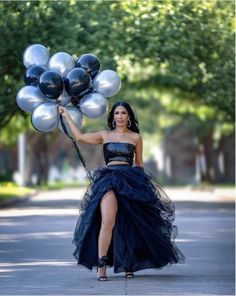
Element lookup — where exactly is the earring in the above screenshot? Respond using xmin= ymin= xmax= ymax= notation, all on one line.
xmin=112 ymin=120 xmax=116 ymax=128
xmin=127 ymin=119 xmax=131 ymax=127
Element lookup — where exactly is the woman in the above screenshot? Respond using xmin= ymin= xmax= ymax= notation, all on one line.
xmin=58 ymin=101 xmax=185 ymax=281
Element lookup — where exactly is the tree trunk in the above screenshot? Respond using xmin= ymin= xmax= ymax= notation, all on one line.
xmin=201 ymin=129 xmax=221 ymax=183
xmin=25 ymin=132 xmax=50 ymax=185
xmin=219 ymin=133 xmax=235 ymax=183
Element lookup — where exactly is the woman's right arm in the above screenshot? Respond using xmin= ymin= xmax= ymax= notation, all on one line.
xmin=58 ymin=106 xmax=105 ymax=145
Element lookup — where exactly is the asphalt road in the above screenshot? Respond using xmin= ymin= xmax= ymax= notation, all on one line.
xmin=0 ymin=188 xmax=235 ymax=295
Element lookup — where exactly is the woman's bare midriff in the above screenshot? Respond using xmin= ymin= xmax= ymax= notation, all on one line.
xmin=107 ymin=161 xmax=131 ymax=166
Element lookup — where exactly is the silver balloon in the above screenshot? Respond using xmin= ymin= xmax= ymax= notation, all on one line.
xmin=16 ymin=85 xmax=46 ymax=113
xmin=23 ymin=44 xmax=49 ymax=68
xmin=31 ymin=102 xmax=58 ymax=132
xmin=79 ymin=92 xmax=108 ymax=119
xmin=93 ymin=70 xmax=122 ymax=97
xmin=48 ymin=52 xmax=75 ymax=77
xmin=56 ymin=88 xmax=71 ymax=106
xmin=58 ymin=106 xmax=83 ymax=137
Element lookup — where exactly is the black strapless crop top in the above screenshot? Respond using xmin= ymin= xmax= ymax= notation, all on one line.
xmin=103 ymin=142 xmax=135 ymax=165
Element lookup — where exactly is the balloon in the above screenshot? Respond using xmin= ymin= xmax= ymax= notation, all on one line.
xmin=31 ymin=102 xmax=58 ymax=132
xmin=39 ymin=70 xmax=63 ymax=99
xmin=79 ymin=92 xmax=108 ymax=119
xmin=75 ymin=54 xmax=100 ymax=79
xmin=65 ymin=68 xmax=91 ymax=97
xmin=58 ymin=106 xmax=83 ymax=137
xmin=23 ymin=44 xmax=49 ymax=68
xmin=71 ymin=87 xmax=94 ymax=106
xmin=24 ymin=65 xmax=47 ymax=86
xmin=16 ymin=85 xmax=46 ymax=113
xmin=56 ymin=88 xmax=71 ymax=106
xmin=48 ymin=52 xmax=75 ymax=77
xmin=93 ymin=70 xmax=121 ymax=97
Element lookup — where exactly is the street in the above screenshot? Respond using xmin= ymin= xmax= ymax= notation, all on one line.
xmin=0 ymin=188 xmax=235 ymax=295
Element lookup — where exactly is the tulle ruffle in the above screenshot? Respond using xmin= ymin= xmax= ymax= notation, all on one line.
xmin=72 ymin=164 xmax=185 ymax=273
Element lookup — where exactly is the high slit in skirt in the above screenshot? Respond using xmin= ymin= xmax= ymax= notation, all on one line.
xmin=72 ymin=164 xmax=186 ymax=273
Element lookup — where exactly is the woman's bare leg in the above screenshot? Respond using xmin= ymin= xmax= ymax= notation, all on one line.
xmin=99 ymin=190 xmax=117 ymax=257
xmin=97 ymin=190 xmax=117 ymax=278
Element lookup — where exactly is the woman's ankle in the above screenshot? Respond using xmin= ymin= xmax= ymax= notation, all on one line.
xmin=97 ymin=266 xmax=106 ymax=273
xmin=97 ymin=255 xmax=108 ymax=267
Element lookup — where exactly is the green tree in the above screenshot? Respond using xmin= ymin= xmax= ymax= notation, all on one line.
xmin=0 ymin=0 xmax=234 ymax=183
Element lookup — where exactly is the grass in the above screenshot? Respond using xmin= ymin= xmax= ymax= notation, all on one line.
xmin=0 ymin=182 xmax=36 ymax=202
xmin=34 ymin=181 xmax=88 ymax=191
xmin=0 ymin=181 xmax=88 ymax=203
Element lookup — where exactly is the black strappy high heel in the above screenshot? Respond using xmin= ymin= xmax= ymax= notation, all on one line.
xmin=97 ymin=256 xmax=108 ymax=281
xmin=125 ymin=272 xmax=134 ymax=278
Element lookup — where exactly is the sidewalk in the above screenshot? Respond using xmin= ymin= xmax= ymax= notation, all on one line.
xmin=165 ymin=187 xmax=235 ymax=203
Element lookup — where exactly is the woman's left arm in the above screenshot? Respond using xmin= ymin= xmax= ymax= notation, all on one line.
xmin=135 ymin=134 xmax=144 ymax=167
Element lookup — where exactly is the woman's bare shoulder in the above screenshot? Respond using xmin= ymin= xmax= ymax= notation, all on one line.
xmin=128 ymin=131 xmax=142 ymax=144
xmin=130 ymin=131 xmax=142 ymax=139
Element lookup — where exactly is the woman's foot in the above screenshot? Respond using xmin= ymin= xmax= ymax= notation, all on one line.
xmin=97 ymin=256 xmax=108 ymax=281
xmin=97 ymin=266 xmax=107 ymax=281
xmin=125 ymin=272 xmax=134 ymax=278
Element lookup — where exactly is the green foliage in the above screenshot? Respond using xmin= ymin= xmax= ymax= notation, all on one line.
xmin=0 ymin=113 xmax=32 ymax=146
xmin=113 ymin=0 xmax=235 ymax=120
xmin=0 ymin=0 xmax=234 ymax=146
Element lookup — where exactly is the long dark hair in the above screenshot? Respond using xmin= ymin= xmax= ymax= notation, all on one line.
xmin=107 ymin=101 xmax=140 ymax=134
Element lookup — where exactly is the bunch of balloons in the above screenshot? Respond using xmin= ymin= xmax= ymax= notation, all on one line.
xmin=16 ymin=44 xmax=121 ymax=134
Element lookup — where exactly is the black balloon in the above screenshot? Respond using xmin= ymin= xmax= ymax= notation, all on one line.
xmin=71 ymin=87 xmax=94 ymax=106
xmin=24 ymin=65 xmax=47 ymax=86
xmin=39 ymin=70 xmax=63 ymax=99
xmin=77 ymin=86 xmax=93 ymax=99
xmin=65 ymin=68 xmax=91 ymax=97
xmin=75 ymin=54 xmax=100 ymax=79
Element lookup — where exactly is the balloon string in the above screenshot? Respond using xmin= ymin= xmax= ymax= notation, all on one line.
xmin=59 ymin=113 xmax=92 ymax=180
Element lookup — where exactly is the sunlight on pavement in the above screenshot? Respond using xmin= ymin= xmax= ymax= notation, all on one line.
xmin=166 ymin=188 xmax=235 ymax=203
xmin=0 ymin=208 xmax=79 ymax=217
xmin=29 ymin=188 xmax=86 ymax=202
xmin=0 ymin=231 xmax=72 ymax=241
xmin=0 ymin=261 xmax=74 ymax=268
xmin=0 ymin=220 xmax=29 ymax=226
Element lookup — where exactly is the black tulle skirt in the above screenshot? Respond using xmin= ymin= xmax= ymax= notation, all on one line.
xmin=72 ymin=164 xmax=185 ymax=273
